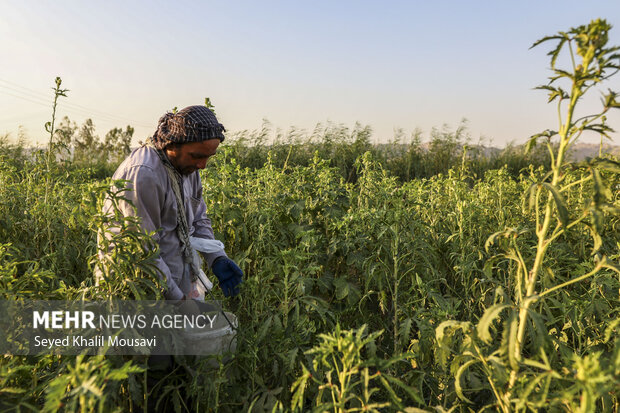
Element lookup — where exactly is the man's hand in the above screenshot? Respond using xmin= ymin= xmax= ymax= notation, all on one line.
xmin=212 ymin=257 xmax=243 ymax=297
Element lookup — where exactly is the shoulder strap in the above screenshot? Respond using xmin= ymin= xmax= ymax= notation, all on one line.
xmin=146 ymin=139 xmax=201 ymax=281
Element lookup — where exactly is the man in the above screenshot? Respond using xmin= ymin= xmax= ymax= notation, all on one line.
xmin=103 ymin=104 xmax=243 ymax=301
xmin=98 ymin=105 xmax=242 ymax=412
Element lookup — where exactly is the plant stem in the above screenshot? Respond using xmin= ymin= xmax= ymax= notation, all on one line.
xmin=509 ymin=38 xmax=590 ymax=392
xmin=44 ymin=78 xmax=65 ymax=257
xmin=539 ymin=261 xmax=603 ymax=298
xmin=392 ymin=226 xmax=399 ymax=356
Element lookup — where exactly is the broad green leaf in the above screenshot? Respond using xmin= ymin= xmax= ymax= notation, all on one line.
xmin=334 ymin=277 xmax=357 ymax=301
xmin=482 ymin=257 xmax=495 ymax=278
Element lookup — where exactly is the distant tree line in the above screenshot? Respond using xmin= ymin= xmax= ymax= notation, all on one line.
xmin=53 ymin=116 xmax=134 ymax=165
xmin=2 ymin=117 xmax=555 ymax=182
xmin=223 ymin=120 xmax=554 ymax=183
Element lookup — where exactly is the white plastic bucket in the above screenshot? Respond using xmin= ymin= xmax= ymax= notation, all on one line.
xmin=182 ymin=311 xmax=238 ymax=356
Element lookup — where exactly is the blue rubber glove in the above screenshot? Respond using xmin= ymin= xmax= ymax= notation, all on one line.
xmin=211 ymin=257 xmax=243 ymax=297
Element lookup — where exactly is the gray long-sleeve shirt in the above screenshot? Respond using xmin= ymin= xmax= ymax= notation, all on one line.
xmin=104 ymin=145 xmax=226 ymax=299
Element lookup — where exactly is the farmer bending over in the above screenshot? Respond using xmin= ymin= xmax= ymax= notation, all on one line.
xmin=101 ymin=105 xmax=243 ymax=300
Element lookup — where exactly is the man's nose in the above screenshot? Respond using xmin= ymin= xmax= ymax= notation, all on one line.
xmin=196 ymin=159 xmax=208 ymax=169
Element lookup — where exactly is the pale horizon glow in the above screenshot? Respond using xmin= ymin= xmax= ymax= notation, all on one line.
xmin=2 ymin=1 xmax=620 ymax=148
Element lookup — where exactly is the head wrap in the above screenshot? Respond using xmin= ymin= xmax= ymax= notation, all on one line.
xmin=151 ymin=105 xmax=226 ymax=150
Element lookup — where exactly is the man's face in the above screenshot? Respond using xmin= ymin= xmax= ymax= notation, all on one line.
xmin=165 ymin=139 xmax=220 ymax=175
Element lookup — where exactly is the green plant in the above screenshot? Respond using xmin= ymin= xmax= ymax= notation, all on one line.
xmin=1 ymin=27 xmax=618 ymax=410
xmin=90 ymin=180 xmax=165 ymax=300
xmin=291 ymin=324 xmax=422 ymax=412
xmin=42 ymin=355 xmax=143 ymax=413
xmin=437 ymin=18 xmax=620 ymax=412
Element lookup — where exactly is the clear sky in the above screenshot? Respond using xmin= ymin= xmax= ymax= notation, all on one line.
xmin=2 ymin=0 xmax=620 ymax=147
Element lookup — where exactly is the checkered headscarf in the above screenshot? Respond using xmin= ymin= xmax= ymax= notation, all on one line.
xmin=151 ymin=105 xmax=226 ymax=150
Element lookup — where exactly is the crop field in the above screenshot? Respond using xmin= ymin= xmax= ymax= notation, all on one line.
xmin=1 ymin=19 xmax=620 ymax=413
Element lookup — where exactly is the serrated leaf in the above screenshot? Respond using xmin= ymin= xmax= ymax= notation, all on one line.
xmin=528 ymin=307 xmax=548 ymax=350
xmin=582 ymin=123 xmax=614 ymax=137
xmin=399 ymin=318 xmax=412 ymax=347
xmin=523 ymin=183 xmax=538 ymax=213
xmin=435 ymin=321 xmax=472 ymax=369
xmin=522 ymin=357 xmax=551 ymax=371
xmin=542 ymin=183 xmax=569 ymax=227
xmin=80 ymin=376 xmax=103 ymax=397
xmin=530 ymin=34 xmax=564 ymax=49
xmin=485 ymin=231 xmax=504 ymax=252
xmin=378 ymin=375 xmax=404 ymax=409
xmin=455 ymin=359 xmax=477 ymax=404
xmin=382 ymin=373 xmax=425 ymax=405
xmin=599 ymin=203 xmax=620 ymax=215
xmin=516 ymin=373 xmax=549 ymax=409
xmin=600 ymin=256 xmax=620 ymax=275
xmin=287 ymin=347 xmax=299 ymax=371
xmin=0 ymin=387 xmax=25 ymax=394
xmin=257 ymin=315 xmax=273 ymax=342
xmin=525 ymin=130 xmax=557 ymax=154
xmin=589 ymin=210 xmax=605 ymax=240
xmin=525 ymin=135 xmax=537 ymax=154
xmin=477 ymin=303 xmax=509 ymax=344
xmin=507 ymin=311 xmax=519 ymax=370
xmin=602 ymin=88 xmax=620 ymax=109
xmin=290 ymin=363 xmax=310 ymax=412
xmin=603 ymin=318 xmax=620 ymax=343
xmin=534 ymin=85 xmax=558 ymax=93
xmin=483 ymin=257 xmax=495 ymax=278
xmin=590 ymin=158 xmax=620 ymax=174
xmin=549 ymin=68 xmax=573 ymax=82
xmin=534 ymin=85 xmax=570 ymax=103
